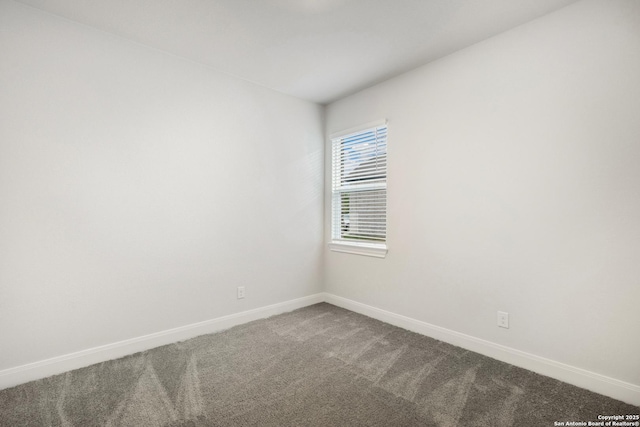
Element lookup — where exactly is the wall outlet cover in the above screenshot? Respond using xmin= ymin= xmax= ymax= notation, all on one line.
xmin=497 ymin=311 xmax=509 ymax=328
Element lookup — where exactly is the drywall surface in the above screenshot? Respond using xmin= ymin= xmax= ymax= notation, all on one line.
xmin=325 ymin=0 xmax=640 ymax=387
xmin=0 ymin=0 xmax=324 ymax=371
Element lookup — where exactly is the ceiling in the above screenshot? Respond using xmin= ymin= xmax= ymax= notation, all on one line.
xmin=15 ymin=0 xmax=579 ymax=104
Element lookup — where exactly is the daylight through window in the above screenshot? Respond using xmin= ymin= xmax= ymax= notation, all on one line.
xmin=331 ymin=123 xmax=387 ymax=247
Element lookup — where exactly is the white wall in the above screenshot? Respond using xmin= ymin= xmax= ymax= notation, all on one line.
xmin=0 ymin=0 xmax=324 ymax=371
xmin=325 ymin=0 xmax=640 ymax=389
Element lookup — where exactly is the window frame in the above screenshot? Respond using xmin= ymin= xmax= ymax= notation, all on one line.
xmin=328 ymin=120 xmax=388 ymax=258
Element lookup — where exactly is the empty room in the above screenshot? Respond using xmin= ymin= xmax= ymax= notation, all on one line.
xmin=1 ymin=0 xmax=639 ymax=425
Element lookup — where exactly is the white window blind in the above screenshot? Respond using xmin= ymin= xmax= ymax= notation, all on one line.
xmin=331 ymin=124 xmax=387 ymax=246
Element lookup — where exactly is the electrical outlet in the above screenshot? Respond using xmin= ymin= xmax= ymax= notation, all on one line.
xmin=237 ymin=286 xmax=245 ymax=299
xmin=497 ymin=311 xmax=509 ymax=329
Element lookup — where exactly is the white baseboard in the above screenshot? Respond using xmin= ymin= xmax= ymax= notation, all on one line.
xmin=323 ymin=292 xmax=640 ymax=407
xmin=2 ymin=292 xmax=638 ymax=407
xmin=0 ymin=293 xmax=324 ymax=391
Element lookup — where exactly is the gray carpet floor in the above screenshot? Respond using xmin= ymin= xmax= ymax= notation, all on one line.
xmin=0 ymin=303 xmax=637 ymax=426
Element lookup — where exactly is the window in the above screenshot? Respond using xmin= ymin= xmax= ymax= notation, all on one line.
xmin=329 ymin=122 xmax=387 ymax=258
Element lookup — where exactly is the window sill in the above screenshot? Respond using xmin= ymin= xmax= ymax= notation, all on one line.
xmin=328 ymin=241 xmax=388 ymax=258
